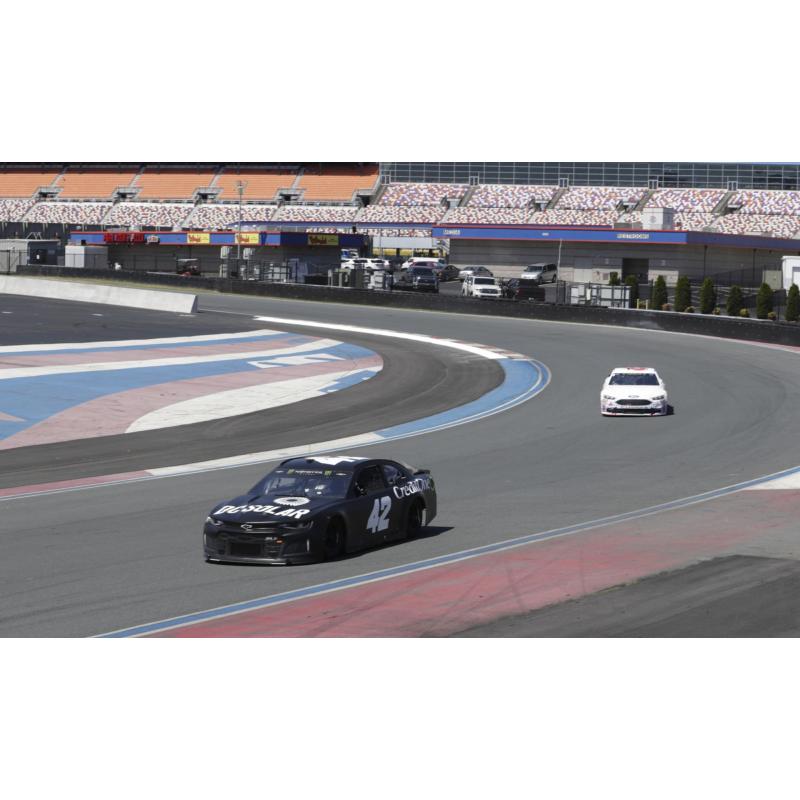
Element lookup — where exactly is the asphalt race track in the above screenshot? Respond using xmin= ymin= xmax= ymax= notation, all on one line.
xmin=3 ymin=291 xmax=800 ymax=637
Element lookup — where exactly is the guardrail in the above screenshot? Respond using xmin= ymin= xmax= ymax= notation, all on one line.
xmin=14 ymin=265 xmax=800 ymax=347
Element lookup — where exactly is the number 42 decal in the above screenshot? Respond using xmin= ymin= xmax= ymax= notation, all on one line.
xmin=367 ymin=496 xmax=392 ymax=534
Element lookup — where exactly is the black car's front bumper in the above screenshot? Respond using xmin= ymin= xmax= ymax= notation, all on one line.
xmin=203 ymin=523 xmax=322 ymax=565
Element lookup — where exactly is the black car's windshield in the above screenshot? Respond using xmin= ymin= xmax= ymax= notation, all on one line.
xmin=610 ymin=373 xmax=659 ymax=385
xmin=255 ymin=468 xmax=352 ymax=499
xmin=411 ymin=268 xmax=435 ymax=277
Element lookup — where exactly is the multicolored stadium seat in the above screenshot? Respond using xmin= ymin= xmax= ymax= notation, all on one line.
xmin=556 ymin=186 xmax=647 ymax=210
xmin=356 ymin=205 xmax=444 ymax=224
xmin=271 ymin=205 xmax=359 ymax=222
xmin=0 ymin=199 xmax=36 ymax=221
xmin=442 ymin=207 xmax=531 ymax=225
xmin=378 ymin=182 xmax=467 ymax=206
xmin=729 ymin=189 xmax=800 ymax=215
xmin=185 ymin=204 xmax=277 ymax=228
xmin=467 ymin=183 xmax=556 ymax=208
xmin=648 ymin=188 xmax=725 ymax=212
xmin=103 ymin=202 xmax=195 ymax=228
xmin=25 ymin=202 xmax=113 ymax=225
xmin=529 ymin=209 xmax=618 ymax=227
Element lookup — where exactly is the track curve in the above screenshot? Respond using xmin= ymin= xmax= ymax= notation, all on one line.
xmin=3 ymin=293 xmax=800 ymax=636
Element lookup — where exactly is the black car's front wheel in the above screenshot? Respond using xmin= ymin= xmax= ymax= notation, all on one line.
xmin=323 ymin=519 xmax=346 ymax=561
xmin=405 ymin=501 xmax=424 ymax=540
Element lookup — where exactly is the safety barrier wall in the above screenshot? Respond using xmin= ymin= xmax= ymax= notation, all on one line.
xmin=16 ymin=265 xmax=800 ymax=346
xmin=1 ymin=273 xmax=198 ymax=313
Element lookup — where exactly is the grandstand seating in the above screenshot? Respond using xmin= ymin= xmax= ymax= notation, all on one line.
xmin=0 ymin=171 xmax=59 ymax=196
xmin=0 ymin=199 xmax=36 ymax=221
xmin=529 ymin=209 xmax=618 ymax=226
xmin=714 ymin=214 xmax=800 ymax=238
xmin=672 ymin=212 xmax=717 ymax=230
xmin=104 ymin=203 xmax=194 ymax=228
xmin=648 ymin=188 xmax=725 ymax=212
xmin=729 ymin=189 xmax=800 ymax=215
xmin=557 ymin=186 xmax=646 ymax=210
xmin=272 ymin=205 xmax=359 ymax=222
xmin=25 ymin=202 xmax=112 ymax=225
xmin=442 ymin=207 xmax=530 ymax=225
xmin=187 ymin=204 xmax=276 ymax=228
xmin=5 ymin=165 xmax=800 ymax=241
xmin=468 ymin=184 xmax=557 ymax=208
xmin=56 ymin=170 xmax=137 ymax=198
xmin=135 ymin=169 xmax=217 ymax=200
xmin=297 ymin=166 xmax=379 ymax=201
xmin=215 ymin=170 xmax=296 ymax=201
xmin=356 ymin=206 xmax=444 ymax=224
xmin=379 ymin=182 xmax=467 ymax=206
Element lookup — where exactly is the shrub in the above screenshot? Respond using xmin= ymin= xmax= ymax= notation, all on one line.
xmin=674 ymin=275 xmax=691 ymax=312
xmin=609 ymin=271 xmax=620 ymax=286
xmin=684 ymin=306 xmax=695 ymax=313
xmin=662 ymin=303 xmax=672 ymax=311
xmin=651 ymin=275 xmax=668 ymax=310
xmin=712 ymin=307 xmax=721 ymax=315
xmin=739 ymin=308 xmax=750 ymax=318
xmin=756 ymin=282 xmax=774 ymax=319
xmin=767 ymin=311 xmax=777 ymax=321
xmin=625 ymin=274 xmax=639 ymax=308
xmin=786 ymin=283 xmax=800 ymax=322
xmin=699 ymin=277 xmax=716 ymax=314
xmin=726 ymin=285 xmax=744 ymax=316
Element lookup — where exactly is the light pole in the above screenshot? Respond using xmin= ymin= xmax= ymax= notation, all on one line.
xmin=236 ymin=180 xmax=247 ymax=274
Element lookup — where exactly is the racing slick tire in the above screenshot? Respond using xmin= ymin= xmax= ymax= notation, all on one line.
xmin=323 ymin=518 xmax=346 ymax=561
xmin=405 ymin=500 xmax=425 ymax=540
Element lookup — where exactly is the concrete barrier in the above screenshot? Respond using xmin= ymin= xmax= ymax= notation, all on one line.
xmin=0 ymin=275 xmax=197 ymax=314
xmin=15 ymin=266 xmax=800 ymax=346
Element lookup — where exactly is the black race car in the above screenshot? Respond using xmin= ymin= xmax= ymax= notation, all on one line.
xmin=203 ymin=455 xmax=437 ymax=565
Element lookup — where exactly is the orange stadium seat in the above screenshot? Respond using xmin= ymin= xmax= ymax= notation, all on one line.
xmin=216 ymin=170 xmax=297 ymax=201
xmin=0 ymin=171 xmax=60 ymax=197
xmin=56 ymin=170 xmax=137 ymax=199
xmin=135 ymin=169 xmax=217 ymax=200
xmin=298 ymin=166 xmax=379 ymax=201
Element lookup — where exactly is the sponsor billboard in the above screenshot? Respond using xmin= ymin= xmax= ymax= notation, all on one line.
xmin=308 ymin=234 xmax=339 ymax=246
xmin=187 ymin=232 xmax=211 ymax=245
xmin=235 ymin=232 xmax=260 ymax=245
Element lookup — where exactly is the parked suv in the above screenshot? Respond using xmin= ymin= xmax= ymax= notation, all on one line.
xmin=503 ymin=278 xmax=545 ymax=301
xmin=399 ymin=266 xmax=439 ymax=293
xmin=521 ymin=263 xmax=558 ymax=284
xmin=462 ymin=275 xmax=502 ymax=299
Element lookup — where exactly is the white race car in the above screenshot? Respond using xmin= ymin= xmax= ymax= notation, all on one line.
xmin=601 ymin=367 xmax=668 ymax=416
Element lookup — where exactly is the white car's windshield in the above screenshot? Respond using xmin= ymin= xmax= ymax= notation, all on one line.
xmin=610 ymin=374 xmax=659 ymax=386
xmin=474 ymin=278 xmax=495 ymax=285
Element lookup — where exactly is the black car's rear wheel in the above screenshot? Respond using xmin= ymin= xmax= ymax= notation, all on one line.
xmin=405 ymin=501 xmax=424 ymax=540
xmin=323 ymin=519 xmax=346 ymax=561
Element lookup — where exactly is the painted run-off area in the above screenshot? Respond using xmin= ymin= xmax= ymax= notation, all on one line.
xmin=0 ymin=330 xmax=381 ymax=449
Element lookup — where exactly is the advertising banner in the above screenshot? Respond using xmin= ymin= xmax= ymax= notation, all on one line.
xmin=187 ymin=232 xmax=211 ymax=245
xmin=235 ymin=232 xmax=260 ymax=245
xmin=308 ymin=233 xmax=339 ymax=246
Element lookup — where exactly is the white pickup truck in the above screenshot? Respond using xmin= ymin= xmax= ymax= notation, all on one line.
xmin=462 ymin=275 xmax=502 ymax=299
